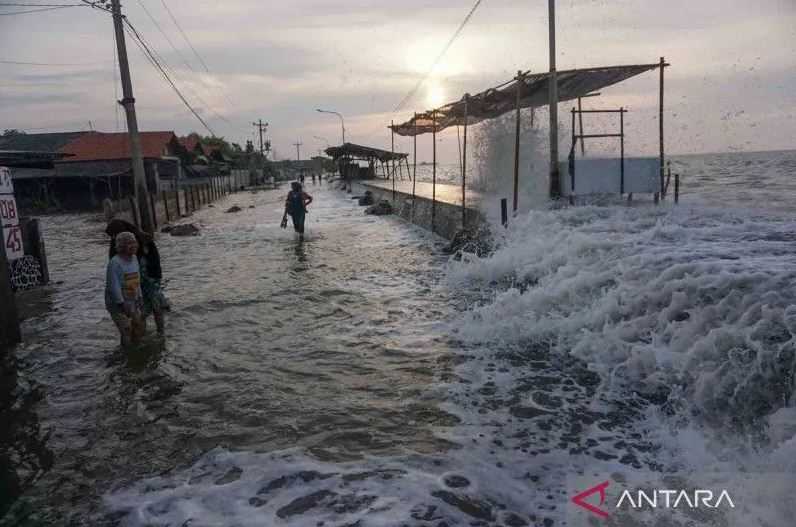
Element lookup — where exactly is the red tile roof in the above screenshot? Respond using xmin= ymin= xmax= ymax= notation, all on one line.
xmin=59 ymin=131 xmax=178 ymax=162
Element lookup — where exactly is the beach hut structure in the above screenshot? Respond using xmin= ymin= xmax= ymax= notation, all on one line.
xmin=325 ymin=143 xmax=409 ymax=197
xmin=390 ymin=58 xmax=670 ymax=229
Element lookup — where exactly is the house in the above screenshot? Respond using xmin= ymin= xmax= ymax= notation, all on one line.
xmin=1 ymin=131 xmax=186 ymax=211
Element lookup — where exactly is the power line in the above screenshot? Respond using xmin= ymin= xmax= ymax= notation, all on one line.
xmin=0 ymin=59 xmax=109 ymax=66
xmin=393 ymin=0 xmax=484 ymax=112
xmin=130 ymin=0 xmax=230 ymax=125
xmin=158 ymin=0 xmax=234 ymax=108
xmin=0 ymin=4 xmax=83 ymax=14
xmin=123 ymin=18 xmax=215 ymax=136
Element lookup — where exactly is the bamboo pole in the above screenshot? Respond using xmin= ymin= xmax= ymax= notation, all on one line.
xmin=462 ymin=94 xmax=469 ymax=230
xmin=513 ymin=71 xmax=522 ymax=213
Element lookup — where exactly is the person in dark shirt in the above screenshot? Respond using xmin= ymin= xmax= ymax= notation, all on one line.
xmin=281 ymin=182 xmax=313 ymax=241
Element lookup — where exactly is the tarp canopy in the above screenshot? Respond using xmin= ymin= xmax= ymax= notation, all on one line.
xmin=325 ymin=142 xmax=408 ymax=162
xmin=390 ymin=63 xmax=664 ymax=136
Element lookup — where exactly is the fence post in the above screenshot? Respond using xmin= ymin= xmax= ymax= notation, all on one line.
xmin=190 ymin=186 xmax=196 ymax=212
xmin=0 ymin=239 xmax=21 ymax=351
xmin=674 ymin=174 xmax=680 ymax=204
xmin=24 ymin=218 xmax=49 ymax=285
xmin=149 ymin=193 xmax=158 ymax=229
xmin=500 ymin=198 xmax=508 ymax=228
xmin=175 ymin=189 xmax=181 ymax=217
xmin=162 ymin=191 xmax=170 ymax=222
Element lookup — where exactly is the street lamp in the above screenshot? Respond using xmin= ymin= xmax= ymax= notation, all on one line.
xmin=316 ymin=109 xmax=345 ymax=145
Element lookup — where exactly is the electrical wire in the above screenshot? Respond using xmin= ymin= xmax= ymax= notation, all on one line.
xmin=0 ymin=4 xmax=82 ymax=14
xmin=123 ymin=18 xmax=215 ymax=136
xmin=158 ymin=0 xmax=234 ymax=108
xmin=131 ymin=0 xmax=230 ymax=124
xmin=393 ymin=0 xmax=484 ymax=112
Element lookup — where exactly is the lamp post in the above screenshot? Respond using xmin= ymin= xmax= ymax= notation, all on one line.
xmin=316 ymin=109 xmax=346 ymax=145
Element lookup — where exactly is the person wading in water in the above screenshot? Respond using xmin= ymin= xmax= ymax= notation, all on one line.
xmin=281 ymin=181 xmax=313 ymax=241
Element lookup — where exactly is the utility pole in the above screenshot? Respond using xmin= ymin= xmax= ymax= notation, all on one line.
xmin=110 ymin=0 xmax=154 ymax=233
xmin=548 ymin=0 xmax=560 ymax=199
xmin=293 ymin=140 xmax=302 ymax=161
xmin=252 ymin=120 xmax=268 ymax=160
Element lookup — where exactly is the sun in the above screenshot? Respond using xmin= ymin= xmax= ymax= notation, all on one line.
xmin=426 ymin=80 xmax=447 ymax=109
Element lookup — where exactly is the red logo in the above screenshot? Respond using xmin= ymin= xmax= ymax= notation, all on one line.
xmin=571 ymin=480 xmax=611 ymax=519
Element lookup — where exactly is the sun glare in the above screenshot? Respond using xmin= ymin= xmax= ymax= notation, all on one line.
xmin=426 ymin=81 xmax=446 ymax=109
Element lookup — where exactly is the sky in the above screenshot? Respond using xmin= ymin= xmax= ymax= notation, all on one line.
xmin=1 ymin=0 xmax=794 ymax=162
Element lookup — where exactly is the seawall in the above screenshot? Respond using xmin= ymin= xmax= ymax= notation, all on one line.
xmin=355 ymin=180 xmax=486 ymax=241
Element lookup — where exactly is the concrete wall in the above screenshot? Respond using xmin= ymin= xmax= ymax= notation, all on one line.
xmin=357 ymin=182 xmax=484 ymax=241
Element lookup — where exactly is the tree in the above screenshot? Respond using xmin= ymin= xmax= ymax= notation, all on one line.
xmin=2 ymin=129 xmax=25 ymax=137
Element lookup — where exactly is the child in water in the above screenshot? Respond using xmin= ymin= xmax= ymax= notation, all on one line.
xmin=281 ymin=181 xmax=313 ymax=241
xmin=105 ymin=231 xmax=145 ymax=346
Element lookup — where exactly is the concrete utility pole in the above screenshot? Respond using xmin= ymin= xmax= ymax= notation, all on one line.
xmin=252 ymin=120 xmax=268 ymax=160
xmin=110 ymin=0 xmax=154 ymax=233
xmin=293 ymin=140 xmax=302 ymax=161
xmin=548 ymin=0 xmax=561 ymax=199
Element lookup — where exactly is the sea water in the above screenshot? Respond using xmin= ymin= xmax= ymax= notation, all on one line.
xmin=3 ymin=144 xmax=795 ymax=525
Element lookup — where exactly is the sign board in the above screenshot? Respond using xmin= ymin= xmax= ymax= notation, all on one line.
xmin=559 ymin=157 xmax=660 ymax=196
xmin=0 ymin=167 xmax=23 ymax=261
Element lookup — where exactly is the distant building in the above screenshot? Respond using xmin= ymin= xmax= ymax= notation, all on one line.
xmin=0 ymin=131 xmax=186 ymax=211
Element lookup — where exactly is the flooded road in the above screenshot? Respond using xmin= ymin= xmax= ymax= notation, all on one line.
xmin=5 ymin=184 xmax=459 ymax=524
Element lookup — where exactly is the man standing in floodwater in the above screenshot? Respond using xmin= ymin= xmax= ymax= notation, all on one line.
xmin=105 ymin=231 xmax=144 ymax=347
xmin=281 ymin=181 xmax=313 ymax=241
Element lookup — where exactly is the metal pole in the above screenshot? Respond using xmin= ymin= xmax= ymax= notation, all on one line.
xmin=513 ymin=71 xmax=522 ymax=213
xmin=111 ymin=0 xmax=154 ymax=234
xmin=548 ymin=0 xmax=560 ymax=199
xmin=578 ymin=97 xmax=585 ymax=155
xmin=659 ymin=56 xmax=665 ymax=197
xmin=462 ymin=95 xmax=469 ymax=230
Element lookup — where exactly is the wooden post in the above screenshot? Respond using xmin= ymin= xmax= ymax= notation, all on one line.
xmin=190 ymin=185 xmax=196 ymax=212
xmin=25 ymin=218 xmax=49 ymax=285
xmin=175 ymin=188 xmax=181 ymax=217
xmin=391 ymin=120 xmax=396 ymax=202
xmin=548 ymin=0 xmax=561 ymax=199
xmin=0 ymin=238 xmax=21 ymax=350
xmin=149 ymin=192 xmax=157 ymax=229
xmin=513 ymin=71 xmax=522 ymax=213
xmin=578 ymin=96 xmax=585 ymax=156
xmin=674 ymin=174 xmax=680 ymax=204
xmin=620 ymin=107 xmax=625 ymax=195
xmin=500 ymin=198 xmax=508 ymax=228
xmin=129 ymin=195 xmax=140 ymax=227
xmin=412 ymin=112 xmax=417 ymax=202
xmin=659 ymin=56 xmax=665 ymax=197
xmin=162 ymin=191 xmax=170 ymax=222
xmin=462 ymin=94 xmax=469 ymax=230
xmin=570 ymin=107 xmax=576 ymax=196
xmin=432 ymin=110 xmax=437 ymax=234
